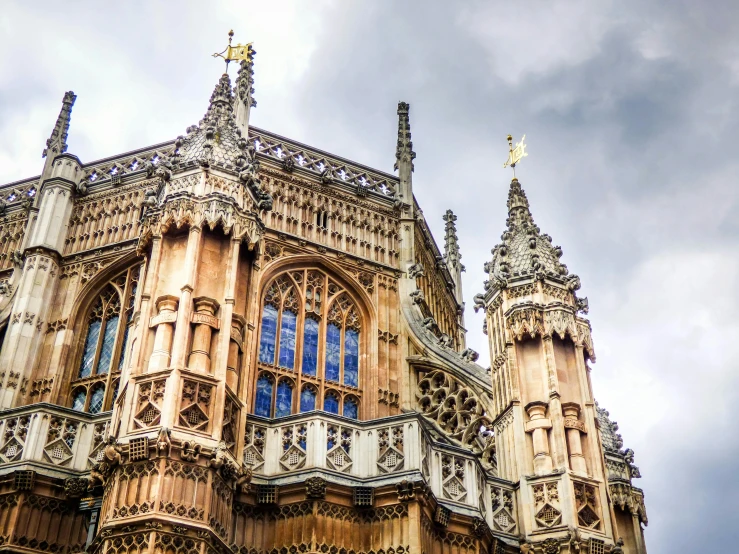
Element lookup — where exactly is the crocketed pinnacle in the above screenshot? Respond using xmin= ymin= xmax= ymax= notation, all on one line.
xmin=394 ymin=101 xmax=416 ymax=172
xmin=443 ymin=210 xmax=461 ymax=268
xmin=175 ymin=72 xmax=250 ymax=170
xmin=42 ymin=91 xmax=76 ymax=158
xmin=488 ymin=178 xmax=577 ymax=289
xmin=235 ymin=56 xmax=257 ymax=109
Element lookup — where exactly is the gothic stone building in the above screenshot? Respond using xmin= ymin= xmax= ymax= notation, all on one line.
xmin=0 ymin=56 xmax=647 ymax=554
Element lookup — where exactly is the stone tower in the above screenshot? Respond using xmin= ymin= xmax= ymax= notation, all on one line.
xmin=0 ymin=49 xmax=646 ymax=554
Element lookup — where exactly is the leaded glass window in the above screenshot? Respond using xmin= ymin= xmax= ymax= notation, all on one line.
xmin=343 ymin=397 xmax=358 ymax=420
xmin=278 ymin=310 xmax=297 ymax=369
xmin=259 ymin=305 xmax=278 ymax=364
xmin=275 ymin=380 xmax=293 ymax=417
xmin=325 ymin=324 xmax=341 ymax=382
xmin=254 ymin=269 xmax=362 ymax=419
xmin=344 ymin=329 xmax=359 ymax=387
xmin=255 ymin=374 xmax=274 ymax=418
xmin=69 ymin=265 xmax=140 ymax=413
xmin=302 ymin=317 xmax=319 ymax=376
xmin=88 ymin=385 xmax=105 ymax=414
xmin=324 ymin=392 xmax=339 ymax=414
xmin=300 ymin=386 xmax=317 ymax=412
xmin=72 ymin=389 xmax=86 ymax=412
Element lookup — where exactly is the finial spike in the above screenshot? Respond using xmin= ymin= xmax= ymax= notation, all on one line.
xmin=42 ymin=91 xmax=76 ymax=159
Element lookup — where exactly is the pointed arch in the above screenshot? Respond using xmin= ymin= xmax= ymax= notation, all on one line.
xmin=251 ymin=257 xmax=373 ymax=420
xmin=62 ymin=257 xmax=142 ymax=414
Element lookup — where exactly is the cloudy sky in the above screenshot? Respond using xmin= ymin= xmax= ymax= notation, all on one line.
xmin=1 ymin=1 xmax=737 ymax=550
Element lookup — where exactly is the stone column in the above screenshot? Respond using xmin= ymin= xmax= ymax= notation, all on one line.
xmin=227 ymin=314 xmax=246 ymax=391
xmin=170 ymin=225 xmax=203 ymax=368
xmin=524 ymin=401 xmax=553 ymax=475
xmin=148 ymin=295 xmax=178 ymax=371
xmin=562 ymin=403 xmax=588 ymax=474
xmin=188 ymin=297 xmax=219 ymax=373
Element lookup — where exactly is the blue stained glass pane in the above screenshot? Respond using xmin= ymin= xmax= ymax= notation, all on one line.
xmin=72 ymin=390 xmax=86 ymax=411
xmin=278 ymin=310 xmax=297 ymax=369
xmin=324 ymin=394 xmax=339 ymax=414
xmin=117 ymin=325 xmax=130 ymax=371
xmin=88 ymin=386 xmax=105 ymax=414
xmin=255 ymin=375 xmax=273 ymax=417
xmin=96 ymin=316 xmax=119 ymax=375
xmin=325 ymin=324 xmax=341 ymax=382
xmin=343 ymin=329 xmax=359 ymax=387
xmin=300 ymin=387 xmax=316 ymax=412
xmin=275 ymin=381 xmax=293 ymax=417
xmin=259 ymin=305 xmax=278 ymax=364
xmin=301 ymin=318 xmax=319 ymax=376
xmin=343 ymin=398 xmax=358 ymax=420
xmin=78 ymin=320 xmax=102 ymax=378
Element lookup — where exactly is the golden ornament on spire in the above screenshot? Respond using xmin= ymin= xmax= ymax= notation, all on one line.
xmin=212 ymin=30 xmax=255 ymax=68
xmin=503 ymin=134 xmax=528 ymax=177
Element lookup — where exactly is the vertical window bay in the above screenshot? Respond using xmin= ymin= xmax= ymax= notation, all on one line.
xmin=301 ymin=318 xmax=319 ymax=376
xmin=255 ymin=375 xmax=273 ymax=418
xmin=325 ymin=324 xmax=341 ymax=382
xmin=258 ymin=305 xmax=278 ymax=365
xmin=343 ymin=329 xmax=359 ymax=387
xmin=278 ymin=310 xmax=297 ymax=369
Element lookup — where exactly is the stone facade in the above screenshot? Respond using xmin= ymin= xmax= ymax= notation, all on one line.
xmin=0 ymin=52 xmax=647 ymax=554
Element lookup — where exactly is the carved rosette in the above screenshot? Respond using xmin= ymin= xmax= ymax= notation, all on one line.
xmin=416 ymin=370 xmax=494 ymax=462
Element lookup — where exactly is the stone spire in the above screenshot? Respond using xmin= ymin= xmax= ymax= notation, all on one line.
xmin=233 ymin=50 xmax=257 ymax=135
xmin=443 ymin=209 xmax=465 ymax=304
xmin=394 ymin=101 xmax=415 ymax=204
xmin=175 ymin=72 xmax=250 ymax=171
xmin=42 ymin=91 xmax=76 ymax=159
xmin=487 ymin=178 xmax=580 ymax=293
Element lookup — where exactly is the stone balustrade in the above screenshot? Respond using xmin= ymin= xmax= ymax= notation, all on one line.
xmin=0 ymin=403 xmax=111 ymax=477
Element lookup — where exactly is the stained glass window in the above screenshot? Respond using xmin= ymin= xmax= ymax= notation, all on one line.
xmin=343 ymin=397 xmax=358 ymax=419
xmin=302 ymin=318 xmax=319 ymax=376
xmin=300 ymin=386 xmax=317 ymax=412
xmin=96 ymin=315 xmax=119 ymax=375
xmin=71 ymin=265 xmax=141 ymax=415
xmin=255 ymin=374 xmax=273 ymax=418
xmin=325 ymin=324 xmax=341 ymax=382
xmin=275 ymin=380 xmax=293 ymax=417
xmin=72 ymin=389 xmax=86 ymax=412
xmin=255 ymin=271 xmax=363 ymax=419
xmin=324 ymin=392 xmax=339 ymax=414
xmin=259 ymin=305 xmax=278 ymax=364
xmin=88 ymin=386 xmax=105 ymax=414
xmin=344 ymin=329 xmax=359 ymax=387
xmin=278 ymin=310 xmax=297 ymax=369
xmin=78 ymin=320 xmax=101 ymax=378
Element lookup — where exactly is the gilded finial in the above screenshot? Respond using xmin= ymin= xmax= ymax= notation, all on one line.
xmin=213 ymin=30 xmax=255 ymax=72
xmin=503 ymin=134 xmax=527 ymax=178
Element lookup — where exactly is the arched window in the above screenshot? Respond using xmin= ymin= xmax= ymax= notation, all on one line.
xmin=69 ymin=265 xmax=140 ymax=413
xmin=343 ymin=396 xmax=359 ymax=420
xmin=88 ymin=385 xmax=105 ymax=414
xmin=71 ymin=388 xmax=86 ymax=412
xmin=300 ymin=385 xmax=317 ymax=412
xmin=324 ymin=391 xmax=340 ymax=414
xmin=255 ymin=373 xmax=274 ymax=418
xmin=253 ymin=269 xmax=363 ymax=419
xmin=275 ymin=379 xmax=293 ymax=418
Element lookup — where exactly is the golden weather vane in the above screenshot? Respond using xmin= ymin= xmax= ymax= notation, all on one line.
xmin=503 ymin=134 xmax=528 ymax=178
xmin=212 ymin=30 xmax=255 ymax=71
